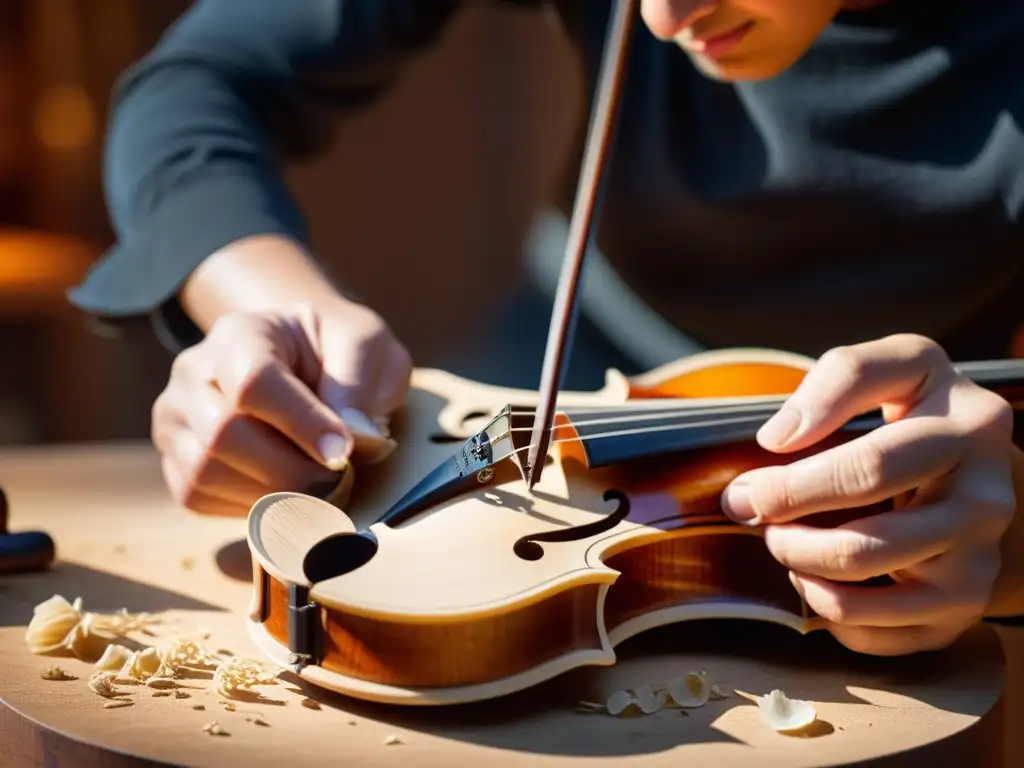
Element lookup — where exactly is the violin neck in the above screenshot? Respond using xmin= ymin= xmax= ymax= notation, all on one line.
xmin=561 ymin=358 xmax=1024 ymax=470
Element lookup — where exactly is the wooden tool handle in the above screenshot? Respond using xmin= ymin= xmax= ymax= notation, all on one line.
xmin=0 ymin=485 xmax=56 ymax=573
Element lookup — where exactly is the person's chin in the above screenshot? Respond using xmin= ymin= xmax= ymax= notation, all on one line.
xmin=685 ymin=50 xmax=803 ymax=83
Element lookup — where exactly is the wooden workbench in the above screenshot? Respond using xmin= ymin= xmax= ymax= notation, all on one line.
xmin=0 ymin=442 xmax=1016 ymax=767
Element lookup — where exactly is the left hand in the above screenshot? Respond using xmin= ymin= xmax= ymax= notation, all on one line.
xmin=720 ymin=334 xmax=1017 ymax=655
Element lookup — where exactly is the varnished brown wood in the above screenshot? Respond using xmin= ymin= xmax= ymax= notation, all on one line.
xmin=262 ymin=573 xmax=605 ymax=687
xmin=0 ymin=437 xmax=1015 ymax=767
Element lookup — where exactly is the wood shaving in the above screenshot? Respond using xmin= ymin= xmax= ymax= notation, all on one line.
xmin=181 ymin=557 xmax=195 ymax=571
xmin=103 ymin=700 xmax=134 ymax=709
xmin=191 ymin=704 xmax=206 ymax=711
xmin=666 ymin=671 xmax=710 ymax=708
xmin=24 ymin=595 xmax=86 ymax=654
xmin=756 ymin=689 xmax=817 ymax=733
xmin=221 ymin=701 xmax=237 ymax=712
xmin=202 ymin=721 xmax=229 ymax=737
xmin=300 ymin=698 xmax=321 ymax=710
xmin=25 ymin=594 xmax=161 ymax=661
xmin=246 ymin=714 xmax=270 ymax=727
xmin=87 ymin=671 xmax=126 ymax=699
xmin=383 ymin=735 xmax=403 ymax=746
xmin=579 ymin=670 xmax=731 ymax=717
xmin=212 ymin=657 xmax=281 ymax=700
xmin=123 ymin=647 xmax=168 ymax=681
xmin=152 ymin=691 xmax=172 ymax=698
xmin=160 ymin=636 xmax=220 ymax=671
xmin=146 ymin=677 xmax=178 ymax=690
xmin=40 ymin=666 xmax=75 ymax=681
xmin=174 ymin=690 xmax=191 ymax=699
xmin=94 ymin=643 xmax=133 ymax=673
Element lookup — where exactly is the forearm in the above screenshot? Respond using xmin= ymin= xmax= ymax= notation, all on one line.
xmin=986 ymin=445 xmax=1024 ymax=619
xmin=179 ymin=234 xmax=347 ymax=332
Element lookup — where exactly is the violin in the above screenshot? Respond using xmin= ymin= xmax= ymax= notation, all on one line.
xmin=244 ymin=349 xmax=1024 ymax=706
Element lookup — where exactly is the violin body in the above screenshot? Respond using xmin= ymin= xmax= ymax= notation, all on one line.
xmin=245 ymin=347 xmax=1024 ymax=706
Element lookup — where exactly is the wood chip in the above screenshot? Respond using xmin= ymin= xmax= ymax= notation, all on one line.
xmin=181 ymin=557 xmax=195 ymax=571
xmin=191 ymin=704 xmax=206 ymax=711
xmin=152 ymin=691 xmax=172 ymax=698
xmin=300 ymin=697 xmax=321 ymax=710
xmin=202 ymin=721 xmax=229 ymax=736
xmin=246 ymin=714 xmax=270 ymax=727
xmin=40 ymin=666 xmax=76 ymax=681
xmin=383 ymin=734 xmax=403 ymax=746
xmin=174 ymin=690 xmax=191 ymax=699
xmin=103 ymin=700 xmax=134 ymax=709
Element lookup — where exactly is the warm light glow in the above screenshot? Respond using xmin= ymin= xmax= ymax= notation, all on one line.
xmin=0 ymin=230 xmax=96 ymax=289
xmin=33 ymin=83 xmax=95 ymax=151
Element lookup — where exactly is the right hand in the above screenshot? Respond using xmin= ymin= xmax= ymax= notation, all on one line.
xmin=151 ymin=300 xmax=412 ymax=516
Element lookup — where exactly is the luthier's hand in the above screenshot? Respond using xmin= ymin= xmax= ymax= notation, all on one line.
xmin=151 ymin=300 xmax=412 ymax=516
xmin=720 ymin=334 xmax=1017 ymax=655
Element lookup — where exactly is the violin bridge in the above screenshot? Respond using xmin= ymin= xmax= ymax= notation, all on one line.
xmin=377 ymin=405 xmax=525 ymax=527
xmin=286 ymin=584 xmax=322 ymax=672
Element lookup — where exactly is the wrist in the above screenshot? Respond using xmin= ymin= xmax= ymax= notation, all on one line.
xmin=180 ymin=234 xmax=349 ymax=332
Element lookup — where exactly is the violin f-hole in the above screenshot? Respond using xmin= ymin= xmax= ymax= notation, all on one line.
xmin=513 ymin=489 xmax=630 ymax=561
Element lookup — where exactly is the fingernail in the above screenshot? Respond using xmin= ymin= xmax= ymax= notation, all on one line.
xmin=340 ymin=407 xmax=387 ymax=439
xmin=721 ymin=480 xmax=757 ymax=524
xmin=758 ymin=406 xmax=803 ymax=449
xmin=317 ymin=433 xmax=350 ymax=472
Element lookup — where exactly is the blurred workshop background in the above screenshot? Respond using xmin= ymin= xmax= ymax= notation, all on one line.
xmin=0 ymin=0 xmax=582 ymax=447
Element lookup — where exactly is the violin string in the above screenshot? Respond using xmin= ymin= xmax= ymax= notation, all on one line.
xmin=503 ymin=400 xmax=782 ymax=432
xmin=505 ymin=394 xmax=789 ymax=416
xmin=498 ymin=413 xmax=772 ymax=460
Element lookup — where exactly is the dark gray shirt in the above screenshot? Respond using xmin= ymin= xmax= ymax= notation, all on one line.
xmin=68 ymin=0 xmax=1024 ymax=359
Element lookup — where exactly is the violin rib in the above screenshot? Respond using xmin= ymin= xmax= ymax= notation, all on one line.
xmin=244 ymin=347 xmax=1024 ymax=706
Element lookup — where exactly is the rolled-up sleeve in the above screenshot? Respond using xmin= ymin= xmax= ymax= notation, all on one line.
xmin=67 ymin=0 xmax=463 ymax=350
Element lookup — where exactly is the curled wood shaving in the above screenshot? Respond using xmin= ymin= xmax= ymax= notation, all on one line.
xmin=580 ymin=671 xmax=732 ymax=717
xmin=87 ymin=671 xmax=126 ymax=699
xmin=94 ymin=643 xmax=133 ymax=673
xmin=212 ymin=657 xmax=281 ymax=700
xmin=159 ymin=636 xmax=220 ymax=671
xmin=202 ymin=721 xmax=229 ymax=737
xmin=123 ymin=647 xmax=169 ymax=681
xmin=103 ymin=700 xmax=134 ymax=709
xmin=25 ymin=594 xmax=161 ymax=661
xmin=756 ymin=689 xmax=817 ymax=733
xmin=25 ymin=595 xmax=86 ymax=654
xmin=40 ymin=666 xmax=76 ymax=681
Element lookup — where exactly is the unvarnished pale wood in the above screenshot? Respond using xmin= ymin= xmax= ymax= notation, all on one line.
xmin=0 ymin=426 xmax=1011 ymax=766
